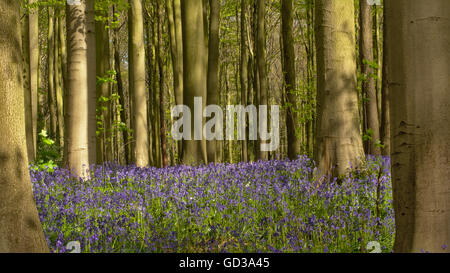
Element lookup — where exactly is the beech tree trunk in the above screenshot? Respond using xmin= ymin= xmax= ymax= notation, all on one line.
xmin=256 ymin=0 xmax=268 ymax=161
xmin=240 ymin=0 xmax=248 ymax=162
xmin=386 ymin=0 xmax=450 ymax=253
xmin=65 ymin=0 xmax=91 ymax=177
xmin=0 ymin=0 xmax=49 ymax=252
xmin=86 ymin=0 xmax=97 ymax=165
xmin=206 ymin=0 xmax=220 ymax=163
xmin=129 ymin=0 xmax=149 ymax=167
xmin=380 ymin=8 xmax=390 ymax=156
xmin=29 ymin=0 xmax=39 ymax=162
xmin=359 ymin=0 xmax=381 ymax=155
xmin=281 ymin=0 xmax=300 ymax=160
xmin=314 ymin=0 xmax=365 ymax=177
xmin=48 ymin=7 xmax=57 ymax=139
xmin=181 ymin=0 xmax=208 ymax=165
xmin=96 ymin=8 xmax=112 ymax=164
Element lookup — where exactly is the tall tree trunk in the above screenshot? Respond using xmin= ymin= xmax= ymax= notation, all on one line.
xmin=314 ymin=0 xmax=365 ymax=177
xmin=173 ymin=0 xmax=184 ymax=159
xmin=129 ymin=0 xmax=149 ymax=167
xmin=167 ymin=0 xmax=183 ymax=107
xmin=306 ymin=0 xmax=315 ymax=157
xmin=256 ymin=0 xmax=268 ymax=161
xmin=144 ymin=10 xmax=154 ymax=166
xmin=113 ymin=6 xmax=129 ymax=165
xmin=386 ymin=0 xmax=450 ymax=253
xmin=29 ymin=0 xmax=39 ymax=162
xmin=86 ymin=0 xmax=97 ymax=165
xmin=181 ymin=0 xmax=208 ymax=165
xmin=206 ymin=0 xmax=220 ymax=163
xmin=151 ymin=8 xmax=161 ymax=167
xmin=156 ymin=0 xmax=167 ymax=167
xmin=380 ymin=8 xmax=390 ymax=156
xmin=58 ymin=10 xmax=67 ymax=97
xmin=96 ymin=8 xmax=112 ymax=164
xmin=65 ymin=0 xmax=91 ymax=177
xmin=0 ymin=0 xmax=49 ymax=252
xmin=359 ymin=0 xmax=381 ymax=155
xmin=21 ymin=3 xmax=34 ymax=162
xmin=240 ymin=0 xmax=248 ymax=162
xmin=48 ymin=7 xmax=57 ymax=139
xmin=281 ymin=0 xmax=300 ymax=160
xmin=54 ymin=9 xmax=64 ymax=148
xmin=114 ymin=46 xmax=129 ymax=165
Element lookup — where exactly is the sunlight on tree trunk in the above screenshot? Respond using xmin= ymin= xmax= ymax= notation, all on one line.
xmin=314 ymin=0 xmax=365 ymax=177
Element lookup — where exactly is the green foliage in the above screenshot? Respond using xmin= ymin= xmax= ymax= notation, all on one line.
xmin=32 ymin=130 xmax=61 ymax=173
xmin=95 ymin=0 xmax=129 ymax=29
xmin=96 ymin=69 xmax=133 ymax=141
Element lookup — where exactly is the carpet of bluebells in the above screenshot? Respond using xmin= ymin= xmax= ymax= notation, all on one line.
xmin=30 ymin=156 xmax=395 ymax=253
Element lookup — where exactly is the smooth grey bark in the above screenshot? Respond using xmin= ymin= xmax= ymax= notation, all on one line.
xmin=314 ymin=0 xmax=365 ymax=177
xmin=181 ymin=0 xmax=208 ymax=165
xmin=386 ymin=0 xmax=450 ymax=253
xmin=129 ymin=0 xmax=149 ymax=167
xmin=65 ymin=0 xmax=91 ymax=177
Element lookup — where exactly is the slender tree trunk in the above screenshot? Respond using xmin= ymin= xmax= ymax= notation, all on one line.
xmin=380 ymin=8 xmax=390 ymax=156
xmin=173 ymin=0 xmax=184 ymax=159
xmin=112 ymin=7 xmax=129 ymax=165
xmin=151 ymin=9 xmax=161 ymax=167
xmin=314 ymin=0 xmax=365 ymax=177
xmin=306 ymin=0 xmax=315 ymax=157
xmin=206 ymin=0 xmax=220 ymax=163
xmin=29 ymin=0 xmax=39 ymax=162
xmin=129 ymin=0 xmax=149 ymax=167
xmin=386 ymin=0 xmax=450 ymax=253
xmin=48 ymin=7 xmax=57 ymax=139
xmin=58 ymin=10 xmax=67 ymax=97
xmin=240 ymin=0 xmax=248 ymax=162
xmin=256 ymin=0 xmax=268 ymax=161
xmin=65 ymin=0 xmax=91 ymax=177
xmin=181 ymin=0 xmax=208 ymax=165
xmin=96 ymin=8 xmax=112 ymax=164
xmin=54 ymin=9 xmax=64 ymax=148
xmin=0 ymin=1 xmax=49 ymax=252
xmin=281 ymin=0 xmax=300 ymax=160
xmin=359 ymin=0 xmax=380 ymax=155
xmin=144 ymin=11 xmax=155 ymax=166
xmin=86 ymin=0 xmax=97 ymax=165
xmin=156 ymin=1 xmax=167 ymax=167
xmin=167 ymin=0 xmax=183 ymax=107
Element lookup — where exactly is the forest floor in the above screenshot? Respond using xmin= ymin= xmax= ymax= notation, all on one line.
xmin=30 ymin=156 xmax=395 ymax=253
